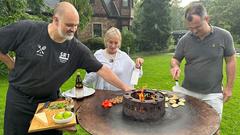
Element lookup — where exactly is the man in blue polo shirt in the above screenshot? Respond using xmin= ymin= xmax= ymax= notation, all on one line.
xmin=170 ymin=1 xmax=236 ymax=125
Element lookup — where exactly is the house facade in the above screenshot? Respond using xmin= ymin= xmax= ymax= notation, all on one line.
xmin=79 ymin=0 xmax=134 ymax=41
xmin=44 ymin=0 xmax=134 ymax=41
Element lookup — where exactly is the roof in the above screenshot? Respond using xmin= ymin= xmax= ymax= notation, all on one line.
xmin=43 ymin=0 xmax=122 ymax=17
xmin=102 ymin=0 xmax=120 ymax=17
xmin=44 ymin=0 xmax=60 ymax=8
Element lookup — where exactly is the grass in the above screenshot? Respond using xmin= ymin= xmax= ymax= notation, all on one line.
xmin=0 ymin=53 xmax=239 ymax=135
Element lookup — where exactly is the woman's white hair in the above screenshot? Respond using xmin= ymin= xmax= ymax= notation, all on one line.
xmin=104 ymin=27 xmax=122 ymax=48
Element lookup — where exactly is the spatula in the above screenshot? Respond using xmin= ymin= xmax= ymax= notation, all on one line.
xmin=172 ymin=79 xmax=188 ymax=93
xmin=172 ymin=80 xmax=181 ymax=92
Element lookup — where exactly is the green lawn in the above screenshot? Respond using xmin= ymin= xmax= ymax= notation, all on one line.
xmin=0 ymin=53 xmax=239 ymax=135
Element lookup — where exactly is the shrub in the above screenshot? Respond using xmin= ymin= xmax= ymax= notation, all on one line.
xmin=121 ymin=28 xmax=136 ymax=54
xmin=83 ymin=37 xmax=104 ymax=52
xmin=167 ymin=35 xmax=176 ymax=53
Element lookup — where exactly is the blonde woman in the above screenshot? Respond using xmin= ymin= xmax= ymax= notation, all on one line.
xmin=83 ymin=27 xmax=144 ymax=91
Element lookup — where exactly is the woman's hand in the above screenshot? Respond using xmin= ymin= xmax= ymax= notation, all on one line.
xmin=135 ymin=58 xmax=144 ymax=69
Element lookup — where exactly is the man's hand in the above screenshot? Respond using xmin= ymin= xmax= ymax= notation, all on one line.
xmin=135 ymin=57 xmax=144 ymax=69
xmin=97 ymin=65 xmax=133 ymax=91
xmin=223 ymin=55 xmax=236 ymax=102
xmin=223 ymin=87 xmax=232 ymax=102
xmin=170 ymin=58 xmax=181 ymax=80
xmin=170 ymin=67 xmax=181 ymax=80
xmin=122 ymin=85 xmax=133 ymax=91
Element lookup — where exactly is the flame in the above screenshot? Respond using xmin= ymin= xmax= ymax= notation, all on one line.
xmin=138 ymin=88 xmax=145 ymax=102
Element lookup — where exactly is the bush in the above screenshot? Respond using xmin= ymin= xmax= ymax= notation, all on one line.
xmin=121 ymin=28 xmax=136 ymax=54
xmin=83 ymin=37 xmax=104 ymax=52
xmin=235 ymin=42 xmax=240 ymax=50
xmin=167 ymin=35 xmax=176 ymax=53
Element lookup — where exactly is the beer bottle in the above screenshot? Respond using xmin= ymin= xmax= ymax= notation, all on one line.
xmin=75 ymin=72 xmax=83 ymax=89
xmin=75 ymin=72 xmax=83 ymax=97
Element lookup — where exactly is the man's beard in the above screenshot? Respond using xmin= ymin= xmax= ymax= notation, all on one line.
xmin=57 ymin=27 xmax=74 ymax=41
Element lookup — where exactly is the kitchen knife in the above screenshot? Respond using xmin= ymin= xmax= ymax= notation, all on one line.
xmin=36 ymin=101 xmax=50 ymax=114
xmin=130 ymin=68 xmax=140 ymax=85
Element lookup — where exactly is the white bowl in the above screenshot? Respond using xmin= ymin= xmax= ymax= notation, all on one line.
xmin=52 ymin=111 xmax=74 ymax=124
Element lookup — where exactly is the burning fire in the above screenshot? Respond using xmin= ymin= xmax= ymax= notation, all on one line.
xmin=138 ymin=89 xmax=145 ymax=102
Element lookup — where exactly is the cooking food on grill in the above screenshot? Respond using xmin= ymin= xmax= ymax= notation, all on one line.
xmin=171 ymin=103 xmax=179 ymax=108
xmin=160 ymin=91 xmax=167 ymax=95
xmin=101 ymin=100 xmax=112 ymax=108
xmin=165 ymin=97 xmax=169 ymax=102
xmin=109 ymin=96 xmax=123 ymax=104
xmin=169 ymin=99 xmax=176 ymax=104
xmin=161 ymin=92 xmax=186 ymax=108
xmin=101 ymin=96 xmax=123 ymax=109
xmin=178 ymin=101 xmax=185 ymax=106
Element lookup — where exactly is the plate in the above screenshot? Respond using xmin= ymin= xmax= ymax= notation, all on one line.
xmin=62 ymin=86 xmax=95 ymax=99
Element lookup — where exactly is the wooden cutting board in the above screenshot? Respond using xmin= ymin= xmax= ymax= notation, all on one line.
xmin=28 ymin=100 xmax=77 ymax=133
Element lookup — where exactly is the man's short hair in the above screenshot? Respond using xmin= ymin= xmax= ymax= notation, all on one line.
xmin=185 ymin=2 xmax=207 ymax=22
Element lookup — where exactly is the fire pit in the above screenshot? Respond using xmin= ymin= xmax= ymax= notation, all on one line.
xmin=122 ymin=89 xmax=165 ymax=121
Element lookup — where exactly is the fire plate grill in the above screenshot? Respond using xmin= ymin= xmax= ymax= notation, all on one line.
xmin=122 ymin=89 xmax=165 ymax=121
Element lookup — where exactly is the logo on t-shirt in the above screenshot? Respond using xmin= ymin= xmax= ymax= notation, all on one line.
xmin=59 ymin=52 xmax=70 ymax=63
xmin=36 ymin=45 xmax=46 ymax=56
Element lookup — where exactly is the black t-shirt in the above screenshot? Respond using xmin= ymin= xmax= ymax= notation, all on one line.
xmin=0 ymin=20 xmax=102 ymax=98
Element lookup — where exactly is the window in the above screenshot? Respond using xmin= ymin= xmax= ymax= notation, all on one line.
xmin=90 ymin=0 xmax=95 ymax=4
xmin=93 ymin=24 xmax=102 ymax=37
xmin=122 ymin=0 xmax=129 ymax=7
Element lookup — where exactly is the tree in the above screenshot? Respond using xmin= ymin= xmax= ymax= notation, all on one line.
xmin=26 ymin=0 xmax=52 ymax=22
xmin=138 ymin=0 xmax=171 ymax=51
xmin=61 ymin=0 xmax=93 ymax=39
xmin=0 ymin=0 xmax=50 ymax=27
xmin=62 ymin=0 xmax=93 ymax=30
xmin=132 ymin=0 xmax=143 ymax=52
xmin=204 ymin=0 xmax=240 ymax=42
xmin=121 ymin=27 xmax=136 ymax=54
xmin=0 ymin=0 xmax=50 ymax=76
xmin=169 ymin=0 xmax=185 ymax=31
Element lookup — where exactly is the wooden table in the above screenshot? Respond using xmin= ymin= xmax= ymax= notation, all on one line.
xmin=75 ymin=90 xmax=220 ymax=135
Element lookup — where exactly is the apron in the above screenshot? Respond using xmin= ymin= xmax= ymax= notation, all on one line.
xmin=4 ymin=85 xmax=62 ymax=135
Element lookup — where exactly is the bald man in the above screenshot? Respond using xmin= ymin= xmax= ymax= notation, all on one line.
xmin=0 ymin=2 xmax=131 ymax=135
